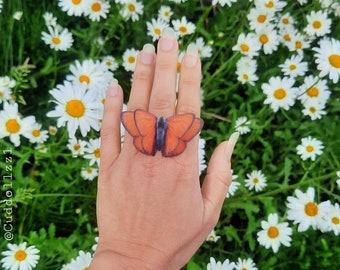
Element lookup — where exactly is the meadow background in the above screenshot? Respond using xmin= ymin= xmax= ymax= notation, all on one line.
xmin=0 ymin=0 xmax=340 ymax=269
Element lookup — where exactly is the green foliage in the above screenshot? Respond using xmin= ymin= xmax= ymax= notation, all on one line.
xmin=0 ymin=0 xmax=340 ymax=269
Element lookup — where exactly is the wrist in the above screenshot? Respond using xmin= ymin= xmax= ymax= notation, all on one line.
xmin=89 ymin=242 xmax=178 ymax=270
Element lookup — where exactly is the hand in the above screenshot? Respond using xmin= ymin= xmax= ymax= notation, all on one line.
xmin=89 ymin=28 xmax=238 ymax=270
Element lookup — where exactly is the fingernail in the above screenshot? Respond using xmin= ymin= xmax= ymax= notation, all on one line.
xmin=141 ymin=44 xmax=155 ymax=65
xmin=184 ymin=44 xmax=199 ymax=67
xmin=159 ymin=27 xmax=177 ymax=51
xmin=225 ymin=132 xmax=239 ymax=159
xmin=108 ymin=79 xmax=119 ymax=96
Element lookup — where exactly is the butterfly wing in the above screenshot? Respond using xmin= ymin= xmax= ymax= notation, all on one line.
xmin=121 ymin=110 xmax=157 ymax=156
xmin=163 ymin=114 xmax=204 ymax=157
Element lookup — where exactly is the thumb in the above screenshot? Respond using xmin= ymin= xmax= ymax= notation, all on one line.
xmin=201 ymin=132 xmax=239 ymax=227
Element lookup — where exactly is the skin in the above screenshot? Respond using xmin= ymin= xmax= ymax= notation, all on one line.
xmin=89 ymin=29 xmax=238 ymax=270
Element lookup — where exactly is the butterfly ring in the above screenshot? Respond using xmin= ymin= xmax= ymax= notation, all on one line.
xmin=121 ymin=109 xmax=204 ymax=157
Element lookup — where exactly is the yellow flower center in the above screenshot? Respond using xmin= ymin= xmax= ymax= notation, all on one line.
xmin=179 ymin=26 xmax=188 ymax=34
xmin=253 ymin=177 xmax=259 ymax=184
xmin=52 ymin=37 xmax=61 ymax=45
xmin=6 ymin=119 xmax=20 ymax=134
xmin=267 ymin=226 xmax=279 ymax=238
xmin=243 ymin=74 xmax=249 ymax=80
xmin=154 ymin=28 xmax=161 ymax=35
xmin=128 ymin=4 xmax=136 ymax=12
xmin=313 ymin=20 xmax=321 ymax=29
xmin=307 ymin=87 xmax=319 ymax=97
xmin=14 ymin=250 xmax=27 ymax=261
xmin=66 ymin=100 xmax=85 ymax=118
xmin=74 ymin=144 xmax=81 ymax=151
xmin=128 ymin=56 xmax=136 ymax=64
xmin=329 ymin=54 xmax=340 ymax=68
xmin=309 ymin=107 xmax=316 ymax=113
xmin=274 ymin=88 xmax=286 ymax=100
xmin=92 ymin=2 xmax=101 ymax=12
xmin=284 ymin=34 xmax=291 ymax=41
xmin=257 ymin=14 xmax=267 ymax=23
xmin=265 ymin=1 xmax=274 ymax=8
xmin=282 ymin=18 xmax=289 ymax=25
xmin=32 ymin=129 xmax=40 ymax=137
xmin=260 ymin=34 xmax=269 ymax=44
xmin=72 ymin=0 xmax=81 ymax=4
xmin=289 ymin=64 xmax=296 ymax=71
xmin=295 ymin=41 xmax=302 ymax=49
xmin=306 ymin=145 xmax=314 ymax=153
xmin=86 ymin=168 xmax=93 ymax=174
xmin=332 ymin=217 xmax=340 ymax=225
xmin=94 ymin=148 xmax=100 ymax=158
xmin=79 ymin=75 xmax=90 ymax=84
xmin=240 ymin=44 xmax=249 ymax=52
xmin=305 ymin=202 xmax=318 ymax=216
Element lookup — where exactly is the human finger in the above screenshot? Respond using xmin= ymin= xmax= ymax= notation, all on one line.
xmin=148 ymin=27 xmax=178 ymax=117
xmin=127 ymin=44 xmax=156 ymax=111
xmin=201 ymin=132 xmax=239 ymax=226
xmin=176 ymin=44 xmax=201 ymax=116
xmin=99 ymin=81 xmax=124 ymax=170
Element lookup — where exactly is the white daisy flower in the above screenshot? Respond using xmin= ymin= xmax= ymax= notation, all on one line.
xmin=207 ymin=257 xmax=235 ymax=270
xmin=199 ymin=137 xmax=207 ymax=175
xmin=234 ymin=258 xmax=258 ymax=270
xmin=301 ymin=98 xmax=327 ymax=120
xmin=92 ymin=236 xmax=99 ymax=252
xmin=255 ymin=24 xmax=280 ymax=55
xmin=296 ymin=136 xmax=324 ymax=161
xmin=13 ymin=11 xmax=23 ymax=20
xmin=262 ymin=76 xmax=297 ymax=112
xmin=41 ymin=25 xmax=74 ymax=51
xmin=279 ymin=54 xmax=308 ymax=78
xmin=0 ymin=86 xmax=12 ymax=104
xmin=232 ymin=32 xmax=261 ymax=58
xmin=0 ymin=75 xmax=16 ymax=89
xmin=67 ymin=59 xmax=113 ymax=94
xmin=81 ymin=166 xmax=98 ymax=180
xmin=278 ymin=25 xmax=297 ymax=47
xmin=122 ymin=48 xmax=139 ymax=72
xmin=304 ymin=10 xmax=332 ymax=37
xmin=194 ymin=37 xmax=213 ymax=58
xmin=236 ymin=56 xmax=259 ymax=86
xmin=298 ymin=75 xmax=330 ymax=105
xmin=84 ymin=138 xmax=101 ymax=166
xmin=47 ymin=81 xmax=102 ymax=138
xmin=247 ymin=7 xmax=274 ymax=31
xmin=287 ymin=187 xmax=331 ymax=232
xmin=66 ymin=251 xmax=92 ymax=269
xmin=322 ymin=202 xmax=340 ymax=235
xmin=86 ymin=0 xmax=111 ymax=22
xmin=172 ymin=16 xmax=196 ymax=37
xmin=27 ymin=122 xmax=49 ymax=144
xmin=101 ymin=55 xmax=119 ymax=71
xmin=286 ymin=31 xmax=311 ymax=54
xmin=1 ymin=242 xmax=40 ymax=270
xmin=245 ymin=170 xmax=267 ymax=192
xmin=278 ymin=12 xmax=295 ymax=29
xmin=120 ymin=0 xmax=144 ymax=22
xmin=313 ymin=37 xmax=340 ymax=83
xmin=212 ymin=0 xmax=238 ymax=7
xmin=226 ymin=180 xmax=240 ymax=198
xmin=0 ymin=102 xmax=36 ymax=147
xmin=255 ymin=0 xmax=287 ymax=13
xmin=49 ymin=125 xmax=58 ymax=136
xmin=146 ymin=17 xmax=169 ymax=41
xmin=67 ymin=137 xmax=88 ymax=156
xmin=257 ymin=213 xmax=292 ymax=253
xmin=158 ymin=5 xmax=173 ymax=22
xmin=206 ymin=229 xmax=221 ymax=242
xmin=58 ymin=0 xmax=88 ymax=16
xmin=235 ymin=116 xmax=251 ymax=135
xmin=43 ymin=12 xmax=57 ymax=26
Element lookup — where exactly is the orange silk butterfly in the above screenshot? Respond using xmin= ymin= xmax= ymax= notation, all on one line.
xmin=121 ymin=109 xmax=204 ymax=157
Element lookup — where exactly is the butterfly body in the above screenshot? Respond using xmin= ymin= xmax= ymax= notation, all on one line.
xmin=121 ymin=109 xmax=203 ymax=157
